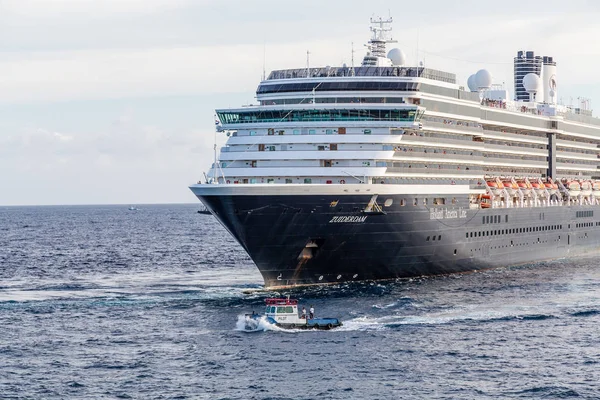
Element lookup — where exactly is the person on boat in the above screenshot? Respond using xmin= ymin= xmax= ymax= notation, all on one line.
xmin=309 ymin=305 xmax=314 ymax=319
xmin=301 ymin=307 xmax=306 ymax=319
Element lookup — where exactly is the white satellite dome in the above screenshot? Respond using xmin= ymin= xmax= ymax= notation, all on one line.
xmin=522 ymin=73 xmax=541 ymax=93
xmin=467 ymin=74 xmax=477 ymax=92
xmin=387 ymin=48 xmax=406 ymax=66
xmin=475 ymin=69 xmax=492 ymax=89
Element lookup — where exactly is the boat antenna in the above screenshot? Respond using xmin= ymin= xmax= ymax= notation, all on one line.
xmin=213 ymin=118 xmax=218 ymax=184
xmin=306 ymin=50 xmax=310 ymax=78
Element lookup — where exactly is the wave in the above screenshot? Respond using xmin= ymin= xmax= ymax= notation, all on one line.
xmin=569 ymin=309 xmax=600 ymax=317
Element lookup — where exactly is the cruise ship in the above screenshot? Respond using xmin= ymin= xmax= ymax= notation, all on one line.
xmin=190 ymin=17 xmax=600 ymax=288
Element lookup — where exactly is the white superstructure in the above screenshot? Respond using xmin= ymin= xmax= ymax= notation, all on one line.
xmin=206 ymin=18 xmax=600 ymax=193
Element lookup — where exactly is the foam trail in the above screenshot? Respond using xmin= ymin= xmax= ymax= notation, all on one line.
xmin=235 ymin=314 xmax=285 ymax=332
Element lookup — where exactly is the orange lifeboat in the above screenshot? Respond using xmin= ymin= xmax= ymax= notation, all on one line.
xmin=545 ymin=182 xmax=558 ymax=194
xmin=479 ymin=194 xmax=492 ymax=208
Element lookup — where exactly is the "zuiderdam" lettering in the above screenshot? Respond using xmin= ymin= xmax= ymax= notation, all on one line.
xmin=329 ymin=215 xmax=368 ymax=223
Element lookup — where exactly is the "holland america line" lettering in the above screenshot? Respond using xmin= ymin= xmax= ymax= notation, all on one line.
xmin=329 ymin=215 xmax=368 ymax=223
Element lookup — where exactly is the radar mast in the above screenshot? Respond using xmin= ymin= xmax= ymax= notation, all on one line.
xmin=362 ymin=16 xmax=397 ymax=66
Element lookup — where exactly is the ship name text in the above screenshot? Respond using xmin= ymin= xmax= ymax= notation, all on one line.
xmin=329 ymin=215 xmax=368 ymax=223
xmin=430 ymin=208 xmax=467 ymax=220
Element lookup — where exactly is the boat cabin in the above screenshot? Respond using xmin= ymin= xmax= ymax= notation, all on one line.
xmin=264 ymin=298 xmax=306 ymax=325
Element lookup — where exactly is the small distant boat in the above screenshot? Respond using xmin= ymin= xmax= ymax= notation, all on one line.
xmin=244 ymin=298 xmax=342 ymax=330
xmin=128 ymin=206 xmax=138 ymax=211
xmin=197 ymin=206 xmax=212 ymax=215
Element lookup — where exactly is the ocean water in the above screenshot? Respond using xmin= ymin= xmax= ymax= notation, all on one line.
xmin=1 ymin=204 xmax=600 ymax=399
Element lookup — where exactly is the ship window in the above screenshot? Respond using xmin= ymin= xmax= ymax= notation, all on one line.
xmin=268 ymin=128 xmax=275 ymax=135
xmin=438 ymin=235 xmax=441 ymax=241
xmin=466 ymin=233 xmax=468 ymax=238
xmin=452 ymin=197 xmax=457 ymax=205
xmin=384 ymin=199 xmax=393 ymax=207
xmin=278 ymin=130 xmax=284 ymax=135
xmin=482 ymin=217 xmax=485 ymax=224
xmin=303 ymin=178 xmax=312 ymax=184
xmin=309 ymin=129 xmax=316 ymax=135
xmin=433 ymin=198 xmax=445 ymax=205
xmin=286 ymin=306 xmax=293 ymax=313
xmin=426 ymin=236 xmax=430 ymax=241
xmin=258 ymin=144 xmax=265 ymax=151
xmin=267 ymin=179 xmax=275 ymax=184
xmin=250 ymin=130 xmax=257 ymax=136
xmin=251 ymin=160 xmax=257 ymax=167
xmin=400 ymin=199 xmax=406 ymax=206
xmin=293 ymin=129 xmax=300 ymax=135
xmin=414 ymin=198 xmax=418 ymax=206
xmin=268 ymin=146 xmax=276 ymax=151
xmin=423 ymin=198 xmax=428 ymax=205
xmin=277 ymin=307 xmax=285 ymax=313
xmin=486 ymin=216 xmax=490 ymax=224
xmin=364 ymin=129 xmax=372 ymax=135
xmin=453 ymin=249 xmax=457 ymax=255
xmin=432 ymin=236 xmax=436 ymax=241
xmin=326 ymin=129 xmax=333 ymax=134
xmin=318 ymin=145 xmax=325 ymax=151
xmin=285 ymin=179 xmax=293 ymax=184
xmin=330 ymin=144 xmax=338 ymax=151
xmin=505 ymin=215 xmax=508 ymax=223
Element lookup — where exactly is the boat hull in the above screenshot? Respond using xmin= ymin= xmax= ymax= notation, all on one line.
xmin=192 ymin=184 xmax=600 ymax=288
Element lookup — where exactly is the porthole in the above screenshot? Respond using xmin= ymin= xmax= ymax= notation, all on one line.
xmin=337 ymin=275 xmax=342 ymax=279
xmin=384 ymin=199 xmax=393 ymax=207
xmin=318 ymin=275 xmax=323 ymax=281
xmin=353 ymin=274 xmax=358 ymax=278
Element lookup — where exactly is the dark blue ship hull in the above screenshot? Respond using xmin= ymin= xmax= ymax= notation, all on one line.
xmin=193 ymin=186 xmax=600 ymax=288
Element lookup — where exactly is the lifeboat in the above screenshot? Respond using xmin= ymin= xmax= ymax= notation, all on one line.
xmin=479 ymin=194 xmax=492 ymax=208
xmin=567 ymin=181 xmax=581 ymax=197
xmin=502 ymin=181 xmax=518 ymax=195
xmin=545 ymin=182 xmax=558 ymax=195
xmin=531 ymin=182 xmax=546 ymax=195
xmin=580 ymin=181 xmax=592 ymax=197
xmin=486 ymin=181 xmax=504 ymax=196
xmin=517 ymin=181 xmax=531 ymax=195
xmin=593 ymin=182 xmax=600 ymax=198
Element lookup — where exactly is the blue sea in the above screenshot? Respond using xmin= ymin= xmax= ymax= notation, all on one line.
xmin=1 ymin=204 xmax=600 ymax=399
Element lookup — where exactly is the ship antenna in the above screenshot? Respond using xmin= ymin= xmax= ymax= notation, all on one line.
xmin=351 ymin=42 xmax=355 ymax=77
xmin=306 ymin=50 xmax=310 ymax=78
xmin=262 ymin=40 xmax=266 ymax=81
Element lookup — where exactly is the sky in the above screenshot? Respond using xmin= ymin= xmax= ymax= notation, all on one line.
xmin=1 ymin=0 xmax=600 ymax=205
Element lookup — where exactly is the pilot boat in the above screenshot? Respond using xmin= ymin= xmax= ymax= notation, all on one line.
xmin=245 ymin=298 xmax=342 ymax=330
